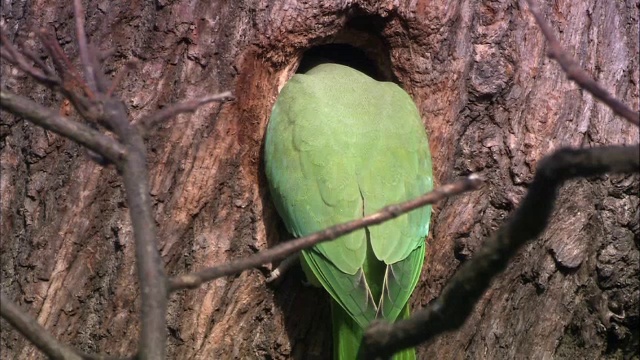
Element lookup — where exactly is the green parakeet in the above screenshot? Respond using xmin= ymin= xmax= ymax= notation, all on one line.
xmin=264 ymin=63 xmax=433 ymax=359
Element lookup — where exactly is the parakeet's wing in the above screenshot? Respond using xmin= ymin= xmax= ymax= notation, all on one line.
xmin=356 ymin=81 xmax=432 ymax=320
xmin=265 ymin=63 xmax=432 ymax=328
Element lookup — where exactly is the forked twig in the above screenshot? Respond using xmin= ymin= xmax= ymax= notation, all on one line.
xmin=138 ymin=91 xmax=235 ymax=129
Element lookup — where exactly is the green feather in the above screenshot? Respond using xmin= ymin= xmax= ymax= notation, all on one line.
xmin=265 ymin=63 xmax=432 ymax=359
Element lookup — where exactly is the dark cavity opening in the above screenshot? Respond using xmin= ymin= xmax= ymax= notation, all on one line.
xmin=297 ymin=16 xmax=394 ymax=82
xmin=297 ymin=44 xmax=380 ymax=78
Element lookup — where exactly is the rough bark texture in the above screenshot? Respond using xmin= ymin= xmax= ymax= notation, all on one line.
xmin=1 ymin=0 xmax=638 ymax=359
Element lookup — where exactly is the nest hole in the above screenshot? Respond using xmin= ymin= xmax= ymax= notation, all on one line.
xmin=297 ymin=16 xmax=394 ymax=82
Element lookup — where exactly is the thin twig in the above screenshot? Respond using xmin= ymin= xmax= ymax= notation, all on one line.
xmin=73 ymin=0 xmax=98 ymax=93
xmin=138 ymin=91 xmax=234 ymax=129
xmin=0 ymin=89 xmax=125 ymax=164
xmin=1 ymin=291 xmax=136 ymax=360
xmin=37 ymin=28 xmax=96 ymax=102
xmin=526 ymin=0 xmax=639 ymax=127
xmin=37 ymin=29 xmax=82 ymax=84
xmin=107 ymin=60 xmax=137 ymax=96
xmin=88 ymin=43 xmax=110 ymax=93
xmin=0 ymin=292 xmax=83 ymax=360
xmin=359 ymin=145 xmax=640 ymax=359
xmin=21 ymin=47 xmax=55 ymax=78
xmin=1 ymin=28 xmax=99 ymax=122
xmin=0 ymin=30 xmax=59 ymax=86
xmin=168 ymin=175 xmax=483 ymax=292
xmin=28 ymin=28 xmax=103 ymax=126
xmin=265 ymin=253 xmax=300 ymax=283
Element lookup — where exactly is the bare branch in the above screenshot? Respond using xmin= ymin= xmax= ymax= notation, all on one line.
xmin=1 ymin=292 xmax=84 ymax=360
xmin=101 ymin=98 xmax=168 ymax=360
xmin=0 ymin=89 xmax=125 ymax=164
xmin=138 ymin=91 xmax=234 ymax=129
xmin=168 ymin=175 xmax=483 ymax=292
xmin=3 ymin=21 xmax=167 ymax=358
xmin=525 ymin=0 xmax=639 ymax=127
xmin=359 ymin=145 xmax=640 ymax=359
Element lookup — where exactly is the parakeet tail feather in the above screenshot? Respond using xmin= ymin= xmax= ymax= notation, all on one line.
xmin=391 ymin=302 xmax=417 ymax=360
xmin=332 ymin=300 xmax=416 ymax=360
xmin=332 ymin=300 xmax=363 ymax=360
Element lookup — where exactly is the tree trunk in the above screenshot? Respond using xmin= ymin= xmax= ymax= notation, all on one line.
xmin=1 ymin=0 xmax=637 ymax=359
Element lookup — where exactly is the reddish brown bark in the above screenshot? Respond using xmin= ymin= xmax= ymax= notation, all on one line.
xmin=1 ymin=0 xmax=638 ymax=359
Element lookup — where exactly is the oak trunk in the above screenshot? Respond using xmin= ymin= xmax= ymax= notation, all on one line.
xmin=1 ymin=0 xmax=638 ymax=359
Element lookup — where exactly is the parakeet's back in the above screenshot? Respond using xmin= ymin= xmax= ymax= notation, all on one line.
xmin=265 ymin=63 xmax=432 ymax=359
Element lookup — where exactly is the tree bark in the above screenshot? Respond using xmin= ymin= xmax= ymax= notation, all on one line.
xmin=1 ymin=0 xmax=637 ymax=359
